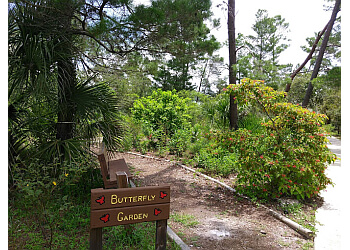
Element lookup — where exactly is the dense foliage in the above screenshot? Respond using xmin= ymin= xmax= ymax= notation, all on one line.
xmin=287 ymin=67 xmax=341 ymax=134
xmin=132 ymin=89 xmax=191 ymax=137
xmin=223 ymin=79 xmax=337 ymax=199
xmin=8 ymin=0 xmax=341 ymax=247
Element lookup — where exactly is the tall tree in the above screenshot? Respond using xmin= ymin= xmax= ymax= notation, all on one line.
xmin=302 ymin=0 xmax=341 ymax=107
xmin=228 ymin=0 xmax=238 ymax=130
xmin=197 ymin=54 xmax=225 ymax=96
xmin=285 ymin=22 xmax=329 ymax=93
xmin=244 ymin=9 xmax=290 ymax=89
xmin=139 ymin=0 xmax=221 ymax=91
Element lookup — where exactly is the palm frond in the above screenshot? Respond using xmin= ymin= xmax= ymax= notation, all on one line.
xmin=72 ymin=78 xmax=124 ymax=150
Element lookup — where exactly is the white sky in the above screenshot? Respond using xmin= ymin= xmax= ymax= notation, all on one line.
xmin=134 ymin=0 xmax=341 ymax=68
xmin=211 ymin=0 xmax=336 ymax=66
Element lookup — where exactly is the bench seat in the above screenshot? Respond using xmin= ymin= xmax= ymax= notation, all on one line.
xmin=97 ymin=144 xmax=132 ymax=189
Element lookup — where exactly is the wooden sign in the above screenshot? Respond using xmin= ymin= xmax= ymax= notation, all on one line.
xmin=90 ymin=185 xmax=170 ymax=229
xmin=91 ymin=186 xmax=170 ymax=210
xmin=91 ymin=203 xmax=170 ymax=228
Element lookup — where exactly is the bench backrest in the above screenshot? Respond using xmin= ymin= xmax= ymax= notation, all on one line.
xmin=97 ymin=143 xmax=109 ymax=188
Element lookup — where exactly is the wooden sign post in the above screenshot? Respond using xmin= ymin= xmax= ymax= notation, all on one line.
xmin=90 ymin=178 xmax=170 ymax=250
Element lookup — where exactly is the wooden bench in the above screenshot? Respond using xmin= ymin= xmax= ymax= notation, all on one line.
xmin=97 ymin=143 xmax=133 ymax=189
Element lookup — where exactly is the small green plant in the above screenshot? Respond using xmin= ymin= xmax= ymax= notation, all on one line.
xmin=170 ymin=212 xmax=199 ymax=228
xmin=278 ymin=240 xmax=291 ymax=247
xmin=104 ymin=222 xmax=156 ymax=249
xmin=302 ymin=242 xmax=314 ymax=250
xmin=193 ymin=131 xmax=238 ymax=177
xmin=280 ymin=202 xmax=302 ymax=215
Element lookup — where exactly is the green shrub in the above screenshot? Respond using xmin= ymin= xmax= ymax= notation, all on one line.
xmin=132 ymin=89 xmax=191 ymax=139
xmin=195 ymin=149 xmax=237 ymax=177
xmin=168 ymin=129 xmax=191 ymax=156
xmin=238 ymin=113 xmax=264 ymax=134
xmin=193 ymin=131 xmax=238 ymax=177
xmin=224 ymin=78 xmax=337 ymax=200
xmin=9 ymin=154 xmax=102 ymax=248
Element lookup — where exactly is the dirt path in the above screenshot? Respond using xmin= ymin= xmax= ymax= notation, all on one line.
xmin=113 ymin=152 xmax=312 ymax=249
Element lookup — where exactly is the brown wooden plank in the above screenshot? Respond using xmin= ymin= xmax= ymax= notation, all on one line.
xmin=97 ymin=153 xmax=109 ymax=188
xmin=109 ymin=159 xmax=133 ymax=180
xmin=104 ymin=180 xmax=118 ymax=189
xmin=91 ymin=186 xmax=170 ymax=210
xmin=90 ymin=203 xmax=170 ymax=228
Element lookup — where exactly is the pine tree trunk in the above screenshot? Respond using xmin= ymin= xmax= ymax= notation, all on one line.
xmin=228 ymin=0 xmax=238 ymax=130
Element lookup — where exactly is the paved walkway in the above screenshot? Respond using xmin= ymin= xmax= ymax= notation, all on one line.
xmin=314 ymin=136 xmax=347 ymax=249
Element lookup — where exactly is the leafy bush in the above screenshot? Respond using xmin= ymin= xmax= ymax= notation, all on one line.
xmin=168 ymin=129 xmax=192 ymax=156
xmin=224 ymin=78 xmax=337 ymax=200
xmin=193 ymin=130 xmax=238 ymax=177
xmin=9 ymin=154 xmax=102 ymax=248
xmin=132 ymin=89 xmax=191 ymax=139
xmin=238 ymin=113 xmax=264 ymax=134
xmin=195 ymin=148 xmax=237 ymax=177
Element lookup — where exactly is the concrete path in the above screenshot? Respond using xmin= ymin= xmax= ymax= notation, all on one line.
xmin=314 ymin=136 xmax=346 ymax=249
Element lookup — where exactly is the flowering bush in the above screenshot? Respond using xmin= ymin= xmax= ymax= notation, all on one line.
xmin=223 ymin=78 xmax=337 ymax=200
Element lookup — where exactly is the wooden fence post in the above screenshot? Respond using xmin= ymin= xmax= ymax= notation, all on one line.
xmin=155 ymin=219 xmax=167 ymax=250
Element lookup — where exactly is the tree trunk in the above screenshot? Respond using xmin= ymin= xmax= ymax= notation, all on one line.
xmin=228 ymin=0 xmax=238 ymax=130
xmin=285 ymin=21 xmax=329 ymax=93
xmin=56 ymin=58 xmax=76 ymax=141
xmin=55 ymin=0 xmax=77 ymax=141
xmin=302 ymin=0 xmax=340 ymax=108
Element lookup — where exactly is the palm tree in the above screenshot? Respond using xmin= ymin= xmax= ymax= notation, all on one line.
xmin=8 ymin=1 xmax=123 ymax=175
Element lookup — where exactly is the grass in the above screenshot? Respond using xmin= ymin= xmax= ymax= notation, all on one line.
xmin=278 ymin=239 xmax=291 ymax=247
xmin=9 ymin=195 xmax=180 ymax=249
xmin=301 ymin=242 xmax=314 ymax=250
xmin=278 ymin=200 xmax=319 ymax=233
xmin=170 ymin=212 xmax=199 ymax=228
xmin=103 ymin=222 xmax=180 ymax=250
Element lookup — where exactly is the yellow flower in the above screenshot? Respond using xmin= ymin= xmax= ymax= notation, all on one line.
xmin=65 ymin=173 xmax=69 ymax=177
xmin=53 ymin=181 xmax=57 ymax=186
